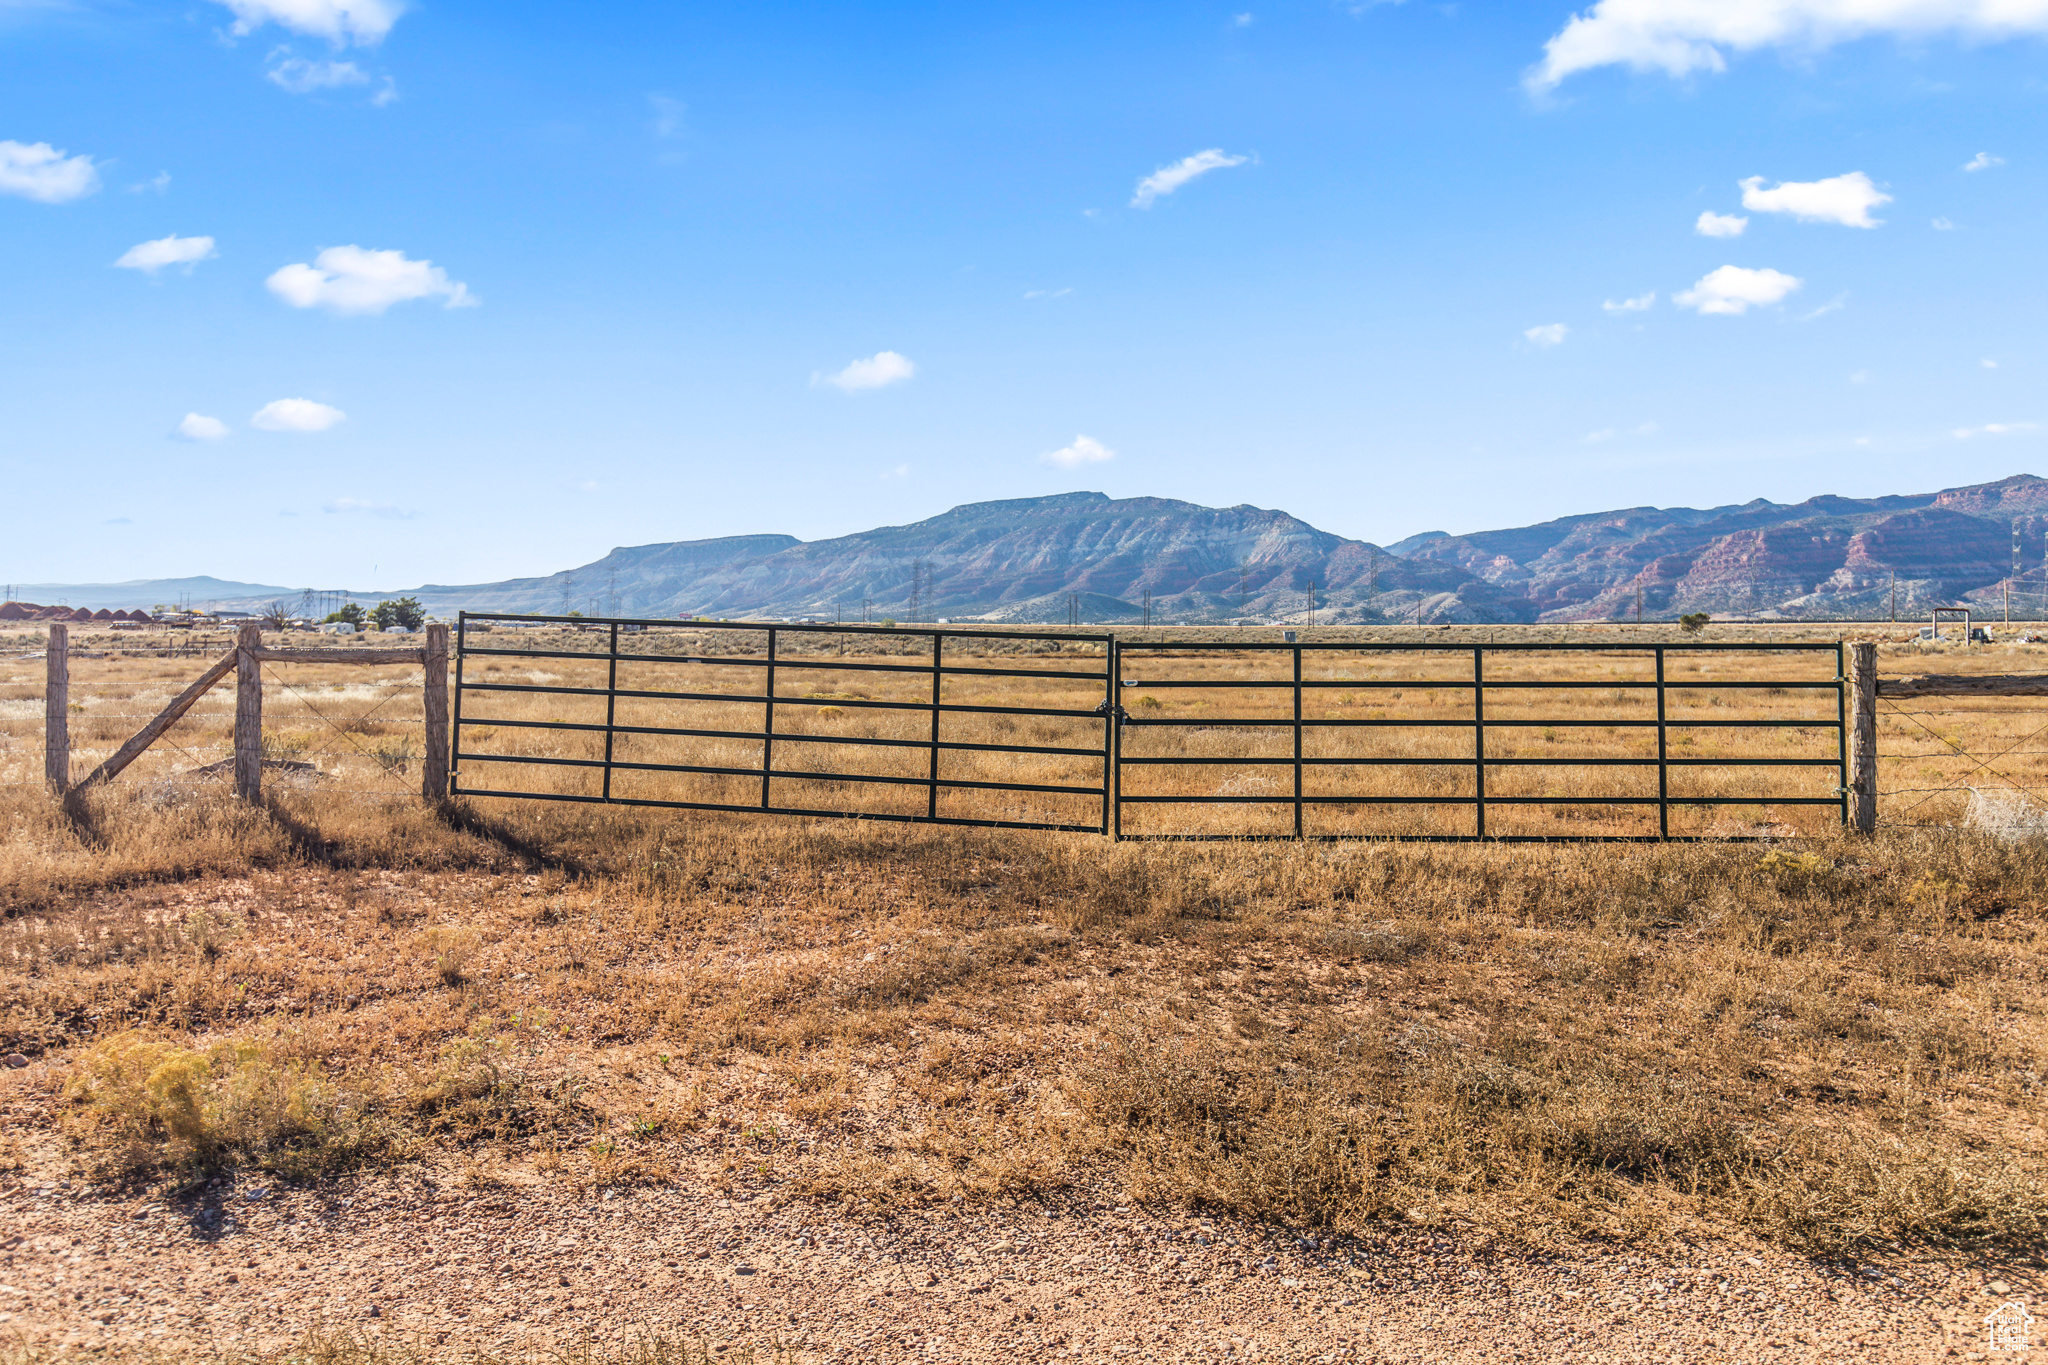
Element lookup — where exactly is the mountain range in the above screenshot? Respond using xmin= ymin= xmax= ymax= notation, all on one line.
xmin=17 ymin=474 xmax=2048 ymax=625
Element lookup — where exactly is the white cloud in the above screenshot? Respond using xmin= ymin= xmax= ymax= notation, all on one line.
xmin=114 ymin=235 xmax=217 ymax=274
xmin=881 ymin=464 xmax=910 ymax=480
xmin=173 ymin=413 xmax=230 ymax=441
xmin=1982 ymin=358 xmax=1999 ymax=368
xmin=1523 ymin=323 xmax=1569 ymax=347
xmin=816 ymin=350 xmax=916 ymax=392
xmin=1962 ymin=151 xmax=2004 ymax=172
xmin=1585 ymin=421 xmax=1659 ymax=443
xmin=128 ymin=171 xmax=171 ymax=195
xmin=1739 ymin=172 xmax=1889 ymax=227
xmin=323 ymin=497 xmax=410 ymax=517
xmin=1131 ymin=149 xmax=1248 ymax=209
xmin=216 ymin=0 xmax=402 ymax=45
xmin=1695 ymin=210 xmax=1747 ymax=237
xmin=649 ymin=94 xmax=686 ymax=139
xmin=1932 ymin=215 xmax=1958 ymax=230
xmin=1023 ymin=287 xmax=1074 ymax=299
xmin=267 ymin=55 xmax=370 ymax=93
xmin=1953 ymin=422 xmax=2039 ymax=439
xmin=266 ymin=245 xmax=475 ymax=314
xmin=1674 ymin=265 xmax=1802 ymax=315
xmin=1528 ymin=0 xmax=2048 ymax=91
xmin=1603 ymin=291 xmax=1656 ymax=313
xmin=252 ymin=398 xmax=347 ymax=432
xmin=1849 ymin=369 xmax=1870 ymax=383
xmin=0 ymin=140 xmax=99 ymax=203
xmin=1040 ymin=435 xmax=1115 ymax=469
xmin=1796 ymin=292 xmax=1848 ymax=320
xmin=1234 ymin=11 xmax=1253 ymax=24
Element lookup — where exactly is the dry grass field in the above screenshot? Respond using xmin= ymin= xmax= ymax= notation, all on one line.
xmin=0 ymin=621 xmax=2044 ymax=1361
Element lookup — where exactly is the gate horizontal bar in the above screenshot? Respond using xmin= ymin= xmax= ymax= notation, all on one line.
xmin=460 ymin=680 xmax=1106 ymax=719
xmin=1115 ymin=640 xmax=1841 ymax=652
xmin=1119 ymin=677 xmax=1837 ymax=690
xmin=455 ymin=751 xmax=1102 ymax=797
xmin=1121 ymin=716 xmax=1838 ymax=729
xmin=449 ymin=785 xmax=1103 ymax=833
xmin=1117 ymin=794 xmax=1843 ymax=806
xmin=1117 ymin=755 xmax=1840 ymax=767
xmin=1115 ymin=834 xmax=1781 ymax=843
xmin=459 ymin=714 xmax=1105 ymax=757
xmin=459 ymin=645 xmax=1107 ymax=682
xmin=462 ymin=611 xmax=1114 ymax=644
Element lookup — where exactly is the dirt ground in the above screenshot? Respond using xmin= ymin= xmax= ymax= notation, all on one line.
xmin=1 ymin=1048 xmax=2037 ymax=1365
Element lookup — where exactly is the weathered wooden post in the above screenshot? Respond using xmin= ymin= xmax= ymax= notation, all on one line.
xmin=422 ymin=622 xmax=450 ymax=801
xmin=234 ymin=621 xmax=263 ymax=802
xmin=1847 ymin=640 xmax=1878 ymax=834
xmin=44 ymin=623 xmax=69 ymax=793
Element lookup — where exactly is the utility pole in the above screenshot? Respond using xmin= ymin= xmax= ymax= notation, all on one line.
xmin=1889 ymin=570 xmax=1897 ymax=623
xmin=1308 ymin=579 xmax=1315 ymax=629
xmin=1369 ymin=548 xmax=1379 ymax=600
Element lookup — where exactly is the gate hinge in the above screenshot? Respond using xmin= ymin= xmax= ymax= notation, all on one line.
xmin=1093 ymin=699 xmax=1131 ymax=726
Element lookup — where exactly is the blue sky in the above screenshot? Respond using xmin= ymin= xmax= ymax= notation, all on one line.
xmin=3 ymin=0 xmax=2045 ymax=589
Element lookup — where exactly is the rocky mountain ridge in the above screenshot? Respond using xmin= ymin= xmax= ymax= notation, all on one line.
xmin=18 ymin=475 xmax=2048 ymax=625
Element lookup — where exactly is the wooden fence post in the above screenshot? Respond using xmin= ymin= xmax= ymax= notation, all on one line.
xmin=423 ymin=623 xmax=450 ymax=802
xmin=44 ymin=623 xmax=69 ymax=794
xmin=1848 ymin=640 xmax=1878 ymax=834
xmin=234 ymin=622 xmax=263 ymax=802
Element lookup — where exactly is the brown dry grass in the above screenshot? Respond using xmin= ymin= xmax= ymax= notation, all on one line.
xmin=0 ymin=1328 xmax=795 ymax=1365
xmin=1 ymin=623 xmax=2045 ymax=1262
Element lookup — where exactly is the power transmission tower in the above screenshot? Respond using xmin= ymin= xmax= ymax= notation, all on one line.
xmin=607 ymin=569 xmax=620 ymax=618
xmin=1889 ymin=570 xmax=1897 ymax=623
xmin=906 ymin=559 xmax=927 ymax=623
xmin=2013 ymin=522 xmax=2023 ymax=626
xmin=1636 ymin=583 xmax=1643 ymax=624
xmin=560 ymin=572 xmax=576 ymax=617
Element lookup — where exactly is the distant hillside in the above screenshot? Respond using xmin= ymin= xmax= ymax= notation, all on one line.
xmin=1 ymin=576 xmax=302 ymax=611
xmin=1394 ymin=474 xmax=2048 ymax=620
xmin=404 ymin=493 xmax=1518 ymax=624
xmin=19 ymin=475 xmax=2048 ymax=625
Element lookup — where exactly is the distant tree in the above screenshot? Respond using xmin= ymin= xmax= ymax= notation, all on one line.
xmin=260 ymin=600 xmax=294 ymax=630
xmin=370 ymin=596 xmax=426 ymax=630
xmin=324 ymin=602 xmax=367 ymax=627
xmin=1679 ymin=612 xmax=1710 ymax=635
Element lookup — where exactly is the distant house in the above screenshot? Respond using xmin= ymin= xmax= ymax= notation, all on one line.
xmin=318 ymin=622 xmax=358 ymax=635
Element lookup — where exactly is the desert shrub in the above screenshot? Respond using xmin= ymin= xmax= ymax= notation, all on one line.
xmin=63 ymin=1031 xmax=387 ymax=1178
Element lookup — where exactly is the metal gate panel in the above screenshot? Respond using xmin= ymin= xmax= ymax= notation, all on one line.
xmin=451 ymin=614 xmax=1115 ymax=833
xmin=1112 ymin=640 xmax=1847 ymax=842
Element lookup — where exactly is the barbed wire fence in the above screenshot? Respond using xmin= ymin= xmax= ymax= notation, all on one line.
xmin=1875 ymin=694 xmax=2048 ymax=835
